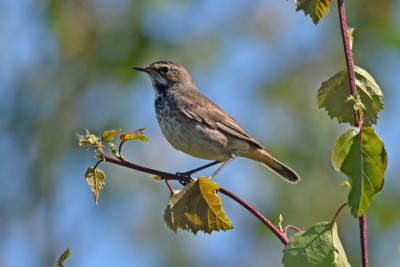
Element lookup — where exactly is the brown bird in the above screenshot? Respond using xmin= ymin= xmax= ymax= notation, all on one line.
xmin=133 ymin=61 xmax=300 ymax=183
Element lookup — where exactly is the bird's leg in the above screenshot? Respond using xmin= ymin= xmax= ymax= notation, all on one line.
xmin=177 ymin=161 xmax=221 ymax=185
xmin=209 ymin=153 xmax=236 ymax=179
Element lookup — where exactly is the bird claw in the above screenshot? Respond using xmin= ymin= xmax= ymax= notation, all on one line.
xmin=176 ymin=172 xmax=192 ymax=186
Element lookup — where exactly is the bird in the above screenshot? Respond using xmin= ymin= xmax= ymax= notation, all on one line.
xmin=133 ymin=60 xmax=300 ymax=183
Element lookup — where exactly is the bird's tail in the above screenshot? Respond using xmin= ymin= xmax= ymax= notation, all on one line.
xmin=245 ymin=148 xmax=300 ymax=183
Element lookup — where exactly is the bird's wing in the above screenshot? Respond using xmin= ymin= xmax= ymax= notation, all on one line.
xmin=176 ymin=90 xmax=263 ymax=149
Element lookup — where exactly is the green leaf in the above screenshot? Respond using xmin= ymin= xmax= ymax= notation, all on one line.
xmin=332 ymin=127 xmax=387 ymax=217
xmin=164 ymin=176 xmax=233 ymax=235
xmin=295 ymin=0 xmax=333 ymax=24
xmin=317 ymin=66 xmax=384 ymax=126
xmin=100 ymin=129 xmax=121 ymax=142
xmin=56 ymin=248 xmax=70 ymax=267
xmin=85 ymin=167 xmax=106 ymax=205
xmin=282 ymin=222 xmax=350 ymax=267
xmin=109 ymin=142 xmax=120 ymax=158
xmin=332 ymin=127 xmax=360 ymax=172
xmin=119 ymin=128 xmax=149 ymax=143
xmin=332 ymin=222 xmax=350 ymax=267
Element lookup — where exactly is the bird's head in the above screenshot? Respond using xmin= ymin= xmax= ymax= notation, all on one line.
xmin=133 ymin=61 xmax=193 ymax=94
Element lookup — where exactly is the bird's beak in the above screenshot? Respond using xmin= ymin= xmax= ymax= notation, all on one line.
xmin=132 ymin=66 xmax=150 ymax=73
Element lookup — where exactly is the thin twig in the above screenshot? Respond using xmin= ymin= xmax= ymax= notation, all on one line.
xmin=94 ymin=159 xmax=104 ymax=169
xmin=332 ymin=203 xmax=348 ymax=223
xmin=165 ymin=180 xmax=175 ymax=195
xmin=96 ymin=146 xmax=182 ymax=181
xmin=284 ymin=225 xmax=301 ymax=234
xmin=337 ymin=1 xmax=368 ymax=266
xmin=359 ymin=215 xmax=368 ymax=267
xmin=218 ymin=187 xmax=289 ymax=245
xmin=337 ymin=0 xmax=361 ymax=129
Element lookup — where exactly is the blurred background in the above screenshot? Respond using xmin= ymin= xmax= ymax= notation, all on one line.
xmin=1 ymin=0 xmax=399 ymax=266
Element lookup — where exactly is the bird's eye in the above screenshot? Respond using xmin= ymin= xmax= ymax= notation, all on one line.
xmin=160 ymin=66 xmax=170 ymax=74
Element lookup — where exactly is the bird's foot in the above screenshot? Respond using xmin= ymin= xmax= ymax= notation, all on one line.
xmin=176 ymin=172 xmax=192 ymax=186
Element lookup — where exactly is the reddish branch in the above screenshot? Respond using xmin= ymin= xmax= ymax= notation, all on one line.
xmin=95 ymin=146 xmax=294 ymax=245
xmin=218 ymin=187 xmax=289 ymax=244
xmin=337 ymin=0 xmax=368 ymax=266
xmin=332 ymin=203 xmax=348 ymax=223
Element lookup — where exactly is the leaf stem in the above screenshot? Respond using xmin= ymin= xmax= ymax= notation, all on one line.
xmin=94 ymin=159 xmax=104 ymax=169
xmin=218 ymin=186 xmax=289 ymax=245
xmin=332 ymin=203 xmax=348 ymax=223
xmin=284 ymin=225 xmax=301 ymax=234
xmin=338 ymin=1 xmax=368 ymax=266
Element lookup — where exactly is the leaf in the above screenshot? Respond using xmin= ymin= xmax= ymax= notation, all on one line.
xmin=278 ymin=214 xmax=284 ymax=233
xmin=338 ymin=181 xmax=351 ymax=190
xmin=119 ymin=128 xmax=149 ymax=143
xmin=347 ymin=27 xmax=355 ymax=51
xmin=56 ymin=248 xmax=70 ymax=267
xmin=78 ymin=130 xmax=101 ymax=149
xmin=85 ymin=167 xmax=106 ymax=205
xmin=282 ymin=222 xmax=350 ymax=267
xmin=78 ymin=135 xmax=85 ymax=146
xmin=109 ymin=142 xmax=120 ymax=158
xmin=332 ymin=127 xmax=387 ymax=217
xmin=317 ymin=66 xmax=384 ymax=126
xmin=93 ymin=151 xmax=102 ymax=159
xmin=332 ymin=223 xmax=350 ymax=267
xmin=164 ymin=176 xmax=233 ymax=235
xmin=152 ymin=174 xmax=163 ymax=182
xmin=100 ymin=129 xmax=121 ymax=142
xmin=295 ymin=0 xmax=333 ymax=24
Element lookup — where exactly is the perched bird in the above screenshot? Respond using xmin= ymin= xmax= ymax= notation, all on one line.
xmin=133 ymin=61 xmax=300 ymax=183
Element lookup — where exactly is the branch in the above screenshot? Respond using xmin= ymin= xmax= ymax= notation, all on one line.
xmin=359 ymin=215 xmax=368 ymax=267
xmin=218 ymin=187 xmax=289 ymax=245
xmin=95 ymin=144 xmax=292 ymax=245
xmin=338 ymin=1 xmax=368 ymax=266
xmin=96 ymin=146 xmax=181 ymax=181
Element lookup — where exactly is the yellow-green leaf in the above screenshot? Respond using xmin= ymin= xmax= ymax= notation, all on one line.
xmin=296 ymin=0 xmax=333 ymax=24
xmin=56 ymin=248 xmax=70 ymax=267
xmin=164 ymin=176 xmax=233 ymax=235
xmin=109 ymin=142 xmax=120 ymax=158
xmin=152 ymin=174 xmax=162 ymax=182
xmin=85 ymin=167 xmax=106 ymax=205
xmin=119 ymin=128 xmax=149 ymax=143
xmin=348 ymin=27 xmax=355 ymax=51
xmin=339 ymin=181 xmax=351 ymax=190
xmin=78 ymin=135 xmax=85 ymax=146
xmin=101 ymin=129 xmax=121 ymax=142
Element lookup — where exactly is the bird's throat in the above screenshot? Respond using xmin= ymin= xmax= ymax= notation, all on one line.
xmin=154 ymin=83 xmax=168 ymax=94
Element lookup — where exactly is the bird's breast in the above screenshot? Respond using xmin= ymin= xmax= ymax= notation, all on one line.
xmin=153 ymin=94 xmax=250 ymax=161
